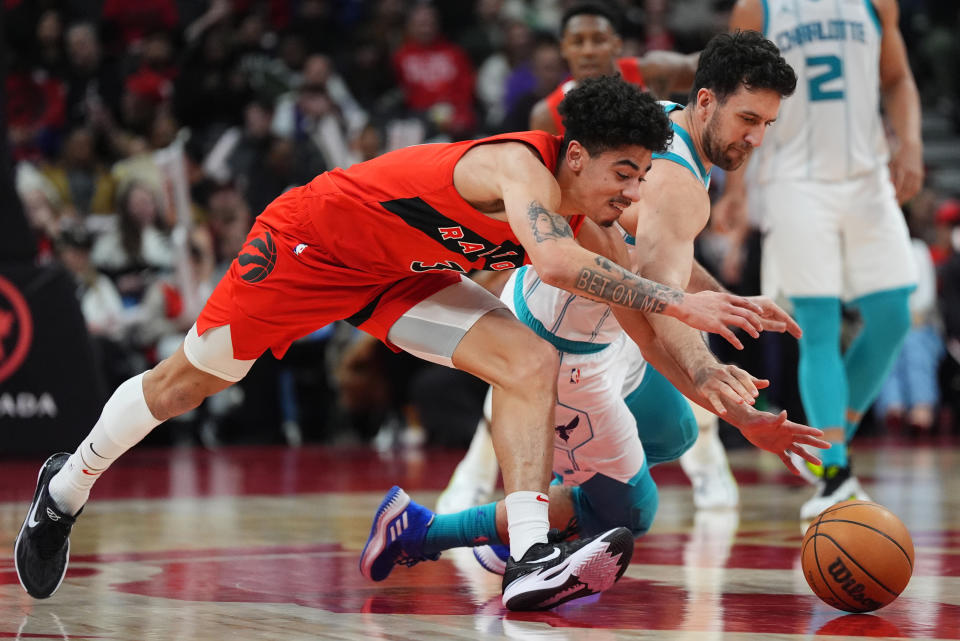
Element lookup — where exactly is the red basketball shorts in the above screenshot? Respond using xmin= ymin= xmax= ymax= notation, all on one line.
xmin=196 ymin=192 xmax=460 ymax=360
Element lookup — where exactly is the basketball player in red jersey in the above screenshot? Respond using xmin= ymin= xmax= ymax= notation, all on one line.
xmin=16 ymin=77 xmax=798 ymax=611
xmin=530 ymin=1 xmax=699 ymax=135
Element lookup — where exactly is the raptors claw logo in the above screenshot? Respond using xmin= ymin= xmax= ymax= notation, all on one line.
xmin=238 ymin=232 xmax=278 ymax=283
xmin=555 ymin=416 xmax=579 ymax=442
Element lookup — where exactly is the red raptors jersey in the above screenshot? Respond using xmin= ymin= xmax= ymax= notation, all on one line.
xmin=543 ymin=58 xmax=646 ymax=134
xmin=264 ymin=130 xmax=584 ymax=284
xmin=198 ymin=130 xmax=588 ymax=359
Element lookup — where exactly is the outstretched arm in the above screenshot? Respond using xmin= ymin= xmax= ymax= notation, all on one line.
xmin=614 ymin=304 xmax=827 ymax=473
xmin=688 ymin=260 xmax=801 ymax=337
xmin=491 ymin=143 xmax=766 ymax=345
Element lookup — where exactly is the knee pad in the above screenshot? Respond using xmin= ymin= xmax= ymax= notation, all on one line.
xmin=571 ymin=469 xmax=659 ymax=538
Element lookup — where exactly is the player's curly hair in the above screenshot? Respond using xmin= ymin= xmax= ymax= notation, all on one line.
xmin=691 ymin=30 xmax=797 ymax=104
xmin=558 ymin=75 xmax=673 ymax=156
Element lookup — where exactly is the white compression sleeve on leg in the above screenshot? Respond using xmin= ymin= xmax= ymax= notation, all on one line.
xmin=48 ymin=372 xmax=162 ymax=515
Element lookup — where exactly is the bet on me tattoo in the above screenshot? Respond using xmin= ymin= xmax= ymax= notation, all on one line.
xmin=575 ymin=257 xmax=682 ymax=313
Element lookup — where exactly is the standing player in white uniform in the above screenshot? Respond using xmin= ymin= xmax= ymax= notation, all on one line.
xmin=723 ymin=0 xmax=923 ymax=519
xmin=361 ymin=33 xmax=827 ymax=584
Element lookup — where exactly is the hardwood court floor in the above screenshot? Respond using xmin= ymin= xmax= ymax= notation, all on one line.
xmin=1 ymin=436 xmax=958 ymax=640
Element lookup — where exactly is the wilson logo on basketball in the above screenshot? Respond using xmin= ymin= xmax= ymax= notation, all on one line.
xmin=826 ymin=557 xmax=883 ymax=611
xmin=0 ymin=275 xmax=33 ymax=385
xmin=238 ymin=232 xmax=278 ymax=283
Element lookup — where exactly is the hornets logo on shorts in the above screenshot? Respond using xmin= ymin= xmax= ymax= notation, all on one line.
xmin=238 ymin=232 xmax=277 ymax=283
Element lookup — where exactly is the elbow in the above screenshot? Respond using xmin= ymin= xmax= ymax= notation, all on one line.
xmin=532 ymin=256 xmax=572 ymax=289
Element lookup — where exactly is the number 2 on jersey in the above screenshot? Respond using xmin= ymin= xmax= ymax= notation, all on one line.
xmin=807 ymin=55 xmax=844 ymax=101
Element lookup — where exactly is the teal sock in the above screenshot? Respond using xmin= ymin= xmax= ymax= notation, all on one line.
xmin=422 ymin=503 xmax=501 ymax=556
xmin=821 ymin=440 xmax=848 ymax=468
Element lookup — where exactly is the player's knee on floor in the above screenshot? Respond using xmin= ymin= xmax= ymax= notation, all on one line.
xmin=571 ymin=470 xmax=658 ymax=539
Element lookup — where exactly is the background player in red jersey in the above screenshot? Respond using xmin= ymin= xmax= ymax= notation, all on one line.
xmin=530 ymin=1 xmax=699 ymax=135
xmin=15 ymin=76 xmax=819 ymax=611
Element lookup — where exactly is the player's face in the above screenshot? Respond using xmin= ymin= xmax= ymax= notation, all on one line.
xmin=561 ymin=15 xmax=622 ymax=80
xmin=701 ymin=86 xmax=782 ymax=171
xmin=577 ymin=145 xmax=653 ymax=227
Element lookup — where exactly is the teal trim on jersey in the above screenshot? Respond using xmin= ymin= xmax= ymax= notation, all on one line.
xmin=864 ymin=0 xmax=881 ymax=35
xmin=513 ymin=268 xmax=609 ymax=355
xmin=652 ymin=151 xmax=700 ymax=183
xmin=623 ymin=233 xmax=635 ymax=246
xmin=671 ymin=122 xmax=709 ymax=182
xmin=661 ymin=101 xmax=682 ymax=115
xmin=760 ymin=0 xmax=770 ymax=35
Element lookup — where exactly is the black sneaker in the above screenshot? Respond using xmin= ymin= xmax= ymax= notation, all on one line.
xmin=14 ymin=452 xmax=82 ymax=599
xmin=501 ymin=526 xmax=634 ymax=611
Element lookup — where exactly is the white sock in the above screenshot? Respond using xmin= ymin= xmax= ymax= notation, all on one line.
xmin=48 ymin=373 xmax=162 ymax=515
xmin=504 ymin=491 xmax=550 ymax=560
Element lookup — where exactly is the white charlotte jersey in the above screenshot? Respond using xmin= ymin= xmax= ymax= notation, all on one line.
xmin=502 ymin=103 xmax=710 ymax=351
xmin=750 ymin=0 xmax=886 ymax=183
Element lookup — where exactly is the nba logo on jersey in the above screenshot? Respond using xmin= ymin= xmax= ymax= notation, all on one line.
xmin=570 ymin=368 xmax=580 ymax=384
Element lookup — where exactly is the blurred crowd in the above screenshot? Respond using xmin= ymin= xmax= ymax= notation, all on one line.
xmin=7 ymin=0 xmax=960 ymax=449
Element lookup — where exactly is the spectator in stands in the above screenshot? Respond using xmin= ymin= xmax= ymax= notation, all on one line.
xmin=938 ymin=204 xmax=960 ymax=424
xmin=91 ymin=179 xmax=173 ymax=306
xmin=41 ymin=127 xmax=115 ymax=217
xmin=499 ymin=35 xmax=564 ymax=133
xmin=6 ymin=56 xmax=66 ymax=162
xmin=101 ymin=0 xmax=178 ymax=54
xmin=174 ymin=23 xmax=247 ymax=138
xmin=459 ymin=0 xmax=507 ymax=67
xmin=392 ymin=2 xmax=477 ymax=139
xmin=15 ymin=162 xmax=66 ymax=264
xmin=57 ymin=222 xmax=137 ymax=388
xmin=875 ymin=214 xmax=945 ymax=433
xmin=203 ymin=97 xmax=275 ymax=190
xmin=63 ymin=22 xmax=124 ymax=130
xmin=272 ymin=53 xmax=367 ymax=170
xmin=476 ymin=19 xmax=534 ymax=131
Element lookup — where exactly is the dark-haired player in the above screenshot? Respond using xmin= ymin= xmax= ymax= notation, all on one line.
xmin=530 ymin=1 xmax=699 ymax=135
xmin=359 ymin=38 xmax=826 ymax=601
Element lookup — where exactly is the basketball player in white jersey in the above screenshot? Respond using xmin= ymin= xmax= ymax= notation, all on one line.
xmin=362 ymin=32 xmax=827 ymax=579
xmin=721 ymin=0 xmax=923 ymax=519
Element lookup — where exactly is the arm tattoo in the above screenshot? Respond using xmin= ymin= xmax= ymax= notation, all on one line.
xmin=574 ymin=257 xmax=682 ymax=313
xmin=527 ymin=200 xmax=574 ymax=243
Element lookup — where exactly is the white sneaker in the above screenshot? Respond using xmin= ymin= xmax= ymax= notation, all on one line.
xmin=683 ymin=461 xmax=740 ymax=509
xmin=679 ymin=428 xmax=739 ymax=509
xmin=799 ymin=465 xmax=871 ymax=520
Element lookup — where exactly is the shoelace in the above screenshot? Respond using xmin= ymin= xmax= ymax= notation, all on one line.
xmin=547 ymin=521 xmax=580 ymax=544
xmin=395 ymin=549 xmax=438 ymax=568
